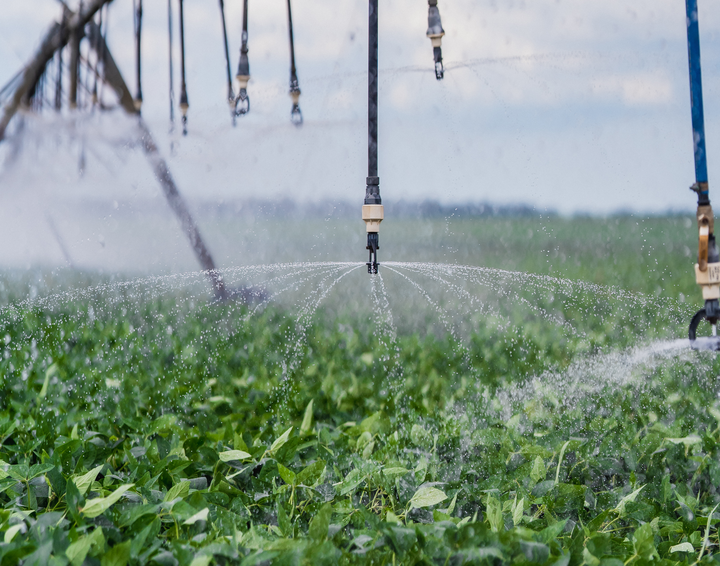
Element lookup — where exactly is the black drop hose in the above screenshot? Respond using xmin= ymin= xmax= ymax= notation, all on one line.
xmin=178 ymin=0 xmax=189 ymax=135
xmin=287 ymin=0 xmax=302 ymax=125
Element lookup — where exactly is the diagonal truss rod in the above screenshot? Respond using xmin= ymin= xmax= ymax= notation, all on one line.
xmin=0 ymin=0 xmax=226 ymax=298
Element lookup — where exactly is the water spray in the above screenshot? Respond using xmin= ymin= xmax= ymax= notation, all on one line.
xmin=426 ymin=0 xmax=445 ymax=80
xmin=685 ymin=0 xmax=720 ymax=349
xmin=363 ymin=0 xmax=383 ymax=274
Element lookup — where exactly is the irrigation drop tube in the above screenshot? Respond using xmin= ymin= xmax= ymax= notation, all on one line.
xmin=685 ymin=0 xmax=720 ymax=349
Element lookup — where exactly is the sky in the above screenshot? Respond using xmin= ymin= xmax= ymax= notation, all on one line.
xmin=1 ymin=0 xmax=720 ymax=217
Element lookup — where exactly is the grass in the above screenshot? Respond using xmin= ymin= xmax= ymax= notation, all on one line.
xmin=0 ymin=214 xmax=718 ymax=565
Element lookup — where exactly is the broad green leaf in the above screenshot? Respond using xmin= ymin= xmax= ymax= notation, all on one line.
xmin=149 ymin=414 xmax=177 ymax=434
xmin=269 ymin=427 xmax=293 ymax=453
xmin=614 ymin=485 xmax=644 ymax=515
xmin=409 ymin=486 xmax=447 ymax=509
xmin=339 ymin=468 xmax=365 ymax=496
xmin=666 ymin=435 xmax=702 ymax=447
xmin=632 ymin=523 xmax=658 ymax=561
xmin=486 ymin=495 xmax=503 ymax=532
xmin=670 ymin=542 xmax=694 ymax=553
xmin=530 ymin=456 xmax=546 ymax=484
xmin=164 ymin=480 xmax=190 ymax=502
xmin=183 ymin=507 xmax=209 ymax=525
xmin=440 ymin=492 xmax=457 ymax=515
xmin=277 ymin=463 xmax=296 ymax=486
xmin=539 ymin=519 xmax=567 ymax=544
xmin=40 ymin=363 xmax=57 ymax=398
xmin=411 ymin=424 xmax=432 ymax=448
xmin=81 ymin=484 xmax=134 ymax=518
xmin=512 ymin=497 xmax=524 ymax=526
xmin=73 ymin=464 xmax=104 ymax=496
xmin=66 ymin=528 xmax=105 ymax=566
xmin=383 ymin=467 xmax=409 ymax=478
xmin=189 ymin=557 xmax=213 ymax=566
xmin=101 ymin=541 xmax=131 ymax=566
xmin=4 ymin=523 xmax=24 ymax=543
xmin=309 ymin=502 xmax=332 ymax=540
xmin=296 ymin=459 xmax=325 ymax=486
xmin=300 ymin=399 xmax=314 ymax=436
xmin=218 ymin=450 xmax=252 ymax=462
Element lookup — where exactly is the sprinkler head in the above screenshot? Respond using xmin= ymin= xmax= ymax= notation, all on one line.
xmin=366 ymin=232 xmax=379 ymax=274
xmin=689 ymin=300 xmax=720 ymax=350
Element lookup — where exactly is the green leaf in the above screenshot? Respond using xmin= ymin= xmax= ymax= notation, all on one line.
xmin=632 ymin=523 xmax=657 ymax=561
xmin=383 ymin=467 xmax=409 ymax=478
xmin=666 ymin=435 xmax=702 ymax=447
xmin=66 ymin=528 xmax=105 ymax=566
xmin=512 ymin=497 xmax=524 ymax=526
xmin=277 ymin=463 xmax=296 ymax=486
xmin=309 ymin=502 xmax=332 ymax=540
xmin=670 ymin=542 xmax=694 ymax=553
xmin=530 ymin=456 xmax=546 ymax=484
xmin=81 ymin=484 xmax=134 ymax=518
xmin=183 ymin=507 xmax=209 ymax=525
xmin=486 ymin=495 xmax=503 ymax=532
xmin=410 ymin=424 xmax=432 ymax=448
xmin=189 ymin=557 xmax=213 ymax=566
xmin=101 ymin=541 xmax=131 ymax=566
xmin=73 ymin=464 xmax=104 ymax=496
xmin=269 ymin=427 xmax=293 ymax=454
xmin=4 ymin=523 xmax=25 ymax=543
xmin=297 ymin=459 xmax=325 ymax=486
xmin=218 ymin=449 xmax=252 ymax=462
xmin=300 ymin=399 xmax=314 ymax=436
xmin=149 ymin=414 xmax=177 ymax=434
xmin=164 ymin=480 xmax=190 ymax=502
xmin=339 ymin=468 xmax=365 ymax=496
xmin=39 ymin=363 xmax=57 ymax=398
xmin=409 ymin=486 xmax=447 ymax=509
xmin=439 ymin=492 xmax=457 ymax=515
xmin=614 ymin=485 xmax=644 ymax=516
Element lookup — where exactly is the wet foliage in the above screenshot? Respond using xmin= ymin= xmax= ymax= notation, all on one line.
xmin=0 ymin=214 xmax=717 ymax=565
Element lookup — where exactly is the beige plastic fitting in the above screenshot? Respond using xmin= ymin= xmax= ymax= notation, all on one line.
xmin=291 ymin=90 xmax=301 ymax=104
xmin=428 ymin=32 xmax=444 ymax=48
xmin=695 ymin=262 xmax=720 ymax=300
xmin=362 ymin=204 xmax=384 ymax=233
xmin=180 ymin=102 xmax=188 ymax=117
xmin=237 ymin=75 xmax=250 ymax=90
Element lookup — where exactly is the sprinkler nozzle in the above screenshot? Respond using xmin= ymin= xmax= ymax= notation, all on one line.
xmin=366 ymin=233 xmax=379 ymax=274
xmin=691 ymin=199 xmax=720 ymax=348
xmin=363 ymin=202 xmax=383 ymax=275
xmin=427 ymin=0 xmax=445 ymax=80
xmin=290 ymin=78 xmax=302 ymax=126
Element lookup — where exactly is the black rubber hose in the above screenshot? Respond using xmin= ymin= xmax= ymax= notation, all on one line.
xmin=365 ymin=0 xmax=380 ymax=206
xmin=218 ymin=0 xmax=234 ymax=107
xmin=134 ymin=0 xmax=143 ymax=111
xmin=287 ymin=0 xmax=302 ymax=125
xmin=178 ymin=0 xmax=189 ymax=135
